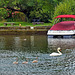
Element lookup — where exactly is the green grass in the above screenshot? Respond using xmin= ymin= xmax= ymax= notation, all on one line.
xmin=0 ymin=22 xmax=52 ymax=27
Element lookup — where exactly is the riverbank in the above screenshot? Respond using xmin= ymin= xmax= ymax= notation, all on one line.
xmin=0 ymin=26 xmax=51 ymax=35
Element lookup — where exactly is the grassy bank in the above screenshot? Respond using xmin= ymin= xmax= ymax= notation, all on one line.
xmin=0 ymin=22 xmax=51 ymax=35
xmin=0 ymin=22 xmax=52 ymax=27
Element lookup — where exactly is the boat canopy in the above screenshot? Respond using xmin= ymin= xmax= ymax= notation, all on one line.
xmin=50 ymin=21 xmax=75 ymax=30
xmin=54 ymin=15 xmax=75 ymax=19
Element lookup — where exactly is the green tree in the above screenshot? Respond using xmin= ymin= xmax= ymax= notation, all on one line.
xmin=54 ymin=0 xmax=75 ymax=17
xmin=49 ymin=0 xmax=75 ymax=25
xmin=30 ymin=0 xmax=55 ymax=22
xmin=0 ymin=0 xmax=62 ymax=22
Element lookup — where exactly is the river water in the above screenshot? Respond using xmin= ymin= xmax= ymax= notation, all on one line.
xmin=0 ymin=35 xmax=75 ymax=75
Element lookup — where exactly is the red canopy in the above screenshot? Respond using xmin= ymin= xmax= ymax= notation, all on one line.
xmin=54 ymin=15 xmax=75 ymax=19
xmin=50 ymin=21 xmax=75 ymax=30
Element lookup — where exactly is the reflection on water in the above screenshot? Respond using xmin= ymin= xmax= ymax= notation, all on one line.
xmin=0 ymin=35 xmax=75 ymax=75
xmin=48 ymin=38 xmax=75 ymax=50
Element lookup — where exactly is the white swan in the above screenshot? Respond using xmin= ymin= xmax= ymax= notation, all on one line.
xmin=50 ymin=47 xmax=62 ymax=56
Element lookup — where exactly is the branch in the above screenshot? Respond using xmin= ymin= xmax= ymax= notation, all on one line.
xmin=6 ymin=6 xmax=20 ymax=12
xmin=6 ymin=6 xmax=28 ymax=14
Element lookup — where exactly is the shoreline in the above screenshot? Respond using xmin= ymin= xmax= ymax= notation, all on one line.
xmin=0 ymin=26 xmax=51 ymax=35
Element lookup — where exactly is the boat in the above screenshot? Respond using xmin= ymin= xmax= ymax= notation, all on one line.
xmin=47 ymin=15 xmax=75 ymax=38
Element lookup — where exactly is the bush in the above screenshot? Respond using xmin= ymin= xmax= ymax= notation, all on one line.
xmin=0 ymin=8 xmax=9 ymax=21
xmin=11 ymin=11 xmax=27 ymax=22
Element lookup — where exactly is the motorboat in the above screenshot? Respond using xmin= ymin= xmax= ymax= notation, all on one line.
xmin=47 ymin=15 xmax=75 ymax=38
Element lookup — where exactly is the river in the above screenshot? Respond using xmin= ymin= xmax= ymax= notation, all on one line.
xmin=0 ymin=35 xmax=75 ymax=75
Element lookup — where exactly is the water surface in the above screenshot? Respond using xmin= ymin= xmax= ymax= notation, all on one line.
xmin=0 ymin=35 xmax=75 ymax=75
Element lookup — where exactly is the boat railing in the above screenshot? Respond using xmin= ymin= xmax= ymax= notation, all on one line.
xmin=49 ymin=30 xmax=74 ymax=33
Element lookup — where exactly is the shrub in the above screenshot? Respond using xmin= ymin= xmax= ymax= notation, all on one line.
xmin=0 ymin=8 xmax=9 ymax=21
xmin=11 ymin=11 xmax=27 ymax=22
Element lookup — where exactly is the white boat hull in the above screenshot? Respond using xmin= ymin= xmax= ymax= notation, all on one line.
xmin=47 ymin=30 xmax=75 ymax=38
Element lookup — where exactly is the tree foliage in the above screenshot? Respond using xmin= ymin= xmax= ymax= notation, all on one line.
xmin=0 ymin=0 xmax=59 ymax=22
xmin=54 ymin=0 xmax=75 ymax=17
xmin=0 ymin=0 xmax=74 ymax=22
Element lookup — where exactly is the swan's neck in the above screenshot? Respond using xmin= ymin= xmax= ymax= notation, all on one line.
xmin=58 ymin=50 xmax=62 ymax=54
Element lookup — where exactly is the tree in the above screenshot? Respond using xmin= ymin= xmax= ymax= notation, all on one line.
xmin=0 ymin=0 xmax=62 ymax=22
xmin=0 ymin=0 xmax=35 ymax=21
xmin=54 ymin=0 xmax=75 ymax=17
xmin=30 ymin=0 xmax=64 ymax=22
xmin=30 ymin=0 xmax=55 ymax=22
xmin=49 ymin=0 xmax=75 ymax=25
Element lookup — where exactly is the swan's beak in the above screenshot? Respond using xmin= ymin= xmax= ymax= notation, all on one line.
xmin=60 ymin=49 xmax=61 ymax=51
